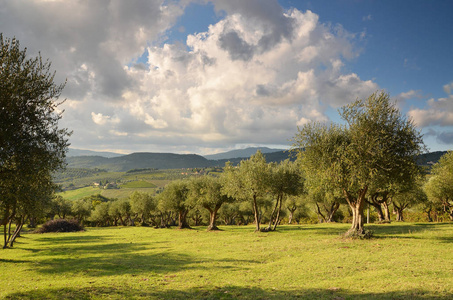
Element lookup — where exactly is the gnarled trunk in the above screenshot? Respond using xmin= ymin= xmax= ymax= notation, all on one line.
xmin=287 ymin=206 xmax=297 ymax=224
xmin=206 ymin=205 xmax=221 ymax=231
xmin=382 ymin=201 xmax=391 ymax=222
xmin=344 ymin=187 xmax=368 ymax=237
xmin=178 ymin=209 xmax=191 ymax=229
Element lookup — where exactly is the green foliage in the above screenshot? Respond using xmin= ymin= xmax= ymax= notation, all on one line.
xmin=293 ymin=91 xmax=425 ymax=235
xmin=90 ymin=202 xmax=111 ymax=227
xmin=71 ymin=199 xmax=92 ymax=224
xmin=424 ymin=151 xmax=453 ymax=220
xmin=189 ymin=176 xmax=235 ymax=230
xmin=222 ymin=151 xmax=271 ymax=231
xmin=158 ymin=180 xmax=191 ymax=228
xmin=0 ymin=34 xmax=70 ymax=247
xmin=129 ymin=191 xmax=156 ymax=226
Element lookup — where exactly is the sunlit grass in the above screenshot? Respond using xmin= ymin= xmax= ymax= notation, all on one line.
xmin=120 ymin=180 xmax=157 ymax=188
xmin=1 ymin=223 xmax=452 ymax=299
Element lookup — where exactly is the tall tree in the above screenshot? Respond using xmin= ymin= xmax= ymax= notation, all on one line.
xmin=293 ymin=92 xmax=424 ymax=237
xmin=222 ymin=151 xmax=271 ymax=231
xmin=0 ymin=34 xmax=70 ymax=247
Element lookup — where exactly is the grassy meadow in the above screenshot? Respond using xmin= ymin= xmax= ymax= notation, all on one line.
xmin=1 ymin=223 xmax=452 ymax=299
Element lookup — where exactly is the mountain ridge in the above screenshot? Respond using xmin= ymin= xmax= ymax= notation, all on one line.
xmin=65 ymin=149 xmax=448 ymax=172
xmin=203 ymin=147 xmax=285 ymax=160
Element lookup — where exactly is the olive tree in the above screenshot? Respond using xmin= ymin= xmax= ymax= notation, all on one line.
xmin=129 ymin=191 xmax=156 ymax=226
xmin=189 ymin=176 xmax=235 ymax=231
xmin=221 ymin=151 xmax=271 ymax=231
xmin=265 ymin=159 xmax=304 ymax=231
xmin=0 ymin=34 xmax=70 ymax=247
xmin=158 ymin=180 xmax=192 ymax=229
xmin=424 ymin=151 xmax=453 ymax=221
xmin=392 ymin=181 xmax=427 ymax=221
xmin=293 ymin=92 xmax=424 ymax=237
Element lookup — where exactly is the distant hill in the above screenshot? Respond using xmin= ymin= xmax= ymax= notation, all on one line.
xmin=65 ymin=149 xmax=448 ymax=172
xmin=67 ymin=148 xmax=124 ymax=158
xmin=203 ymin=147 xmax=285 ymax=160
xmin=416 ymin=151 xmax=448 ymax=166
xmin=66 ymin=152 xmax=212 ymax=172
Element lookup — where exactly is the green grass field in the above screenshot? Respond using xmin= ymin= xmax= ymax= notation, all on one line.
xmin=1 ymin=223 xmax=452 ymax=299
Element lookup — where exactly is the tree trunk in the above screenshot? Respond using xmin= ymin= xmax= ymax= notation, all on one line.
xmin=395 ymin=209 xmax=404 ymax=221
xmin=272 ymin=195 xmax=284 ymax=231
xmin=207 ymin=206 xmax=221 ymax=231
xmin=382 ymin=201 xmax=391 ymax=222
xmin=344 ymin=187 xmax=368 ymax=237
xmin=368 ymin=200 xmax=384 ymax=222
xmin=327 ymin=201 xmax=340 ymax=222
xmin=425 ymin=207 xmax=433 ymax=222
xmin=252 ymin=194 xmax=260 ymax=231
xmin=178 ymin=210 xmax=191 ymax=229
xmin=287 ymin=207 xmax=297 ymax=224
xmin=266 ymin=196 xmax=280 ymax=231
xmin=315 ymin=203 xmax=327 ymax=223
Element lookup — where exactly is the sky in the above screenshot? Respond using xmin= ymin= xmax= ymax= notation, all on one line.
xmin=1 ymin=0 xmax=452 ymax=155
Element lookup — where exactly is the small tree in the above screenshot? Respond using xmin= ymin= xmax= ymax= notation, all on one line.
xmin=424 ymin=151 xmax=453 ymax=221
xmin=71 ymin=199 xmax=92 ymax=225
xmin=266 ymin=160 xmax=304 ymax=231
xmin=90 ymin=202 xmax=111 ymax=227
xmin=109 ymin=199 xmax=131 ymax=226
xmin=50 ymin=195 xmax=73 ymax=219
xmin=285 ymin=195 xmax=306 ymax=224
xmin=190 ymin=176 xmax=235 ymax=231
xmin=222 ymin=151 xmax=270 ymax=231
xmin=158 ymin=180 xmax=192 ymax=229
xmin=130 ymin=191 xmax=156 ymax=226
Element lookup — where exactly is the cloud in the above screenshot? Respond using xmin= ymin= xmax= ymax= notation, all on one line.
xmin=362 ymin=14 xmax=372 ymax=21
xmin=408 ymin=82 xmax=453 ymax=127
xmin=398 ymin=90 xmax=422 ymax=100
xmin=0 ymin=1 xmax=379 ymax=154
xmin=437 ymin=131 xmax=453 ymax=145
xmin=0 ymin=0 xmax=185 ymax=100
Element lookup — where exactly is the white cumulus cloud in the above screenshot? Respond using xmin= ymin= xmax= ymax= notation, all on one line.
xmin=0 ymin=0 xmax=380 ymax=154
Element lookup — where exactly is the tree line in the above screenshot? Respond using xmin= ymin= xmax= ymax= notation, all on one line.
xmin=2 ymin=34 xmax=453 ymax=248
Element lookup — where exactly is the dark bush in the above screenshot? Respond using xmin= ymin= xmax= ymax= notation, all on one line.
xmin=35 ymin=219 xmax=84 ymax=233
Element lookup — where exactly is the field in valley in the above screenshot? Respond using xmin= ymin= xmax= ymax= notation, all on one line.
xmin=1 ymin=223 xmax=452 ymax=299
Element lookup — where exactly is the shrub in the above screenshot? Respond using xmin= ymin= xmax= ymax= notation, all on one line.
xmin=35 ymin=219 xmax=84 ymax=233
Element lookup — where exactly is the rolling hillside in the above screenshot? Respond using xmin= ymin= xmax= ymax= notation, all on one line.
xmin=67 ymin=152 xmax=212 ymax=172
xmin=203 ymin=147 xmax=285 ymax=160
xmin=66 ymin=149 xmax=448 ymax=172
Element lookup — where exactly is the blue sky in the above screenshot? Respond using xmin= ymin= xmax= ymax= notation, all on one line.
xmin=1 ymin=0 xmax=452 ymax=154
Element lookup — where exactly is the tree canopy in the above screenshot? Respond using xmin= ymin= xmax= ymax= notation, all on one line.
xmin=424 ymin=151 xmax=453 ymax=221
xmin=0 ymin=34 xmax=70 ymax=248
xmin=293 ymin=91 xmax=425 ymax=237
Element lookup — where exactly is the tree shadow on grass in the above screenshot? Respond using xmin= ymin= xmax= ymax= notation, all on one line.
xmin=34 ymin=242 xmax=195 ymax=277
xmin=366 ymin=222 xmax=450 ymax=238
xmin=28 ymin=238 xmax=257 ymax=277
xmin=4 ymin=285 xmax=452 ymax=300
xmin=35 ymin=234 xmax=103 ymax=244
